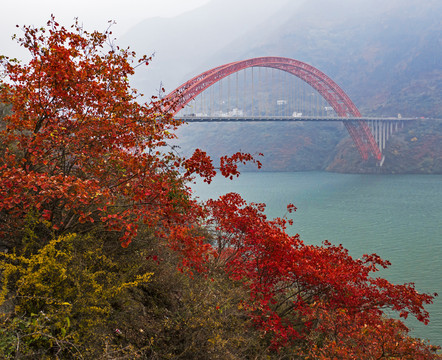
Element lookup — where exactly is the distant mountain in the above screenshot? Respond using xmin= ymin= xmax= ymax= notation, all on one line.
xmin=119 ymin=0 xmax=298 ymax=97
xmin=122 ymin=0 xmax=441 ymax=173
xmin=205 ymin=0 xmax=441 ymax=118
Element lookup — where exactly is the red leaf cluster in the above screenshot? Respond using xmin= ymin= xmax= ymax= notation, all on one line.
xmin=0 ymin=18 xmax=250 ymax=249
xmin=205 ymin=193 xmax=439 ymax=356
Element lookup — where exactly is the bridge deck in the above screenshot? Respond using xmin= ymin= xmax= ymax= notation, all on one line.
xmin=176 ymin=115 xmax=438 ymax=122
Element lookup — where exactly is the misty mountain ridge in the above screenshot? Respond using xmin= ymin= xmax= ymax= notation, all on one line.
xmin=122 ymin=0 xmax=441 ymax=173
xmin=122 ymin=0 xmax=440 ymax=117
xmin=202 ymin=0 xmax=441 ymax=117
xmin=120 ymin=0 xmax=298 ymax=96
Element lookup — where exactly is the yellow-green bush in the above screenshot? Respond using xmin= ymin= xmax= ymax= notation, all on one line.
xmin=0 ymin=232 xmax=152 ymax=358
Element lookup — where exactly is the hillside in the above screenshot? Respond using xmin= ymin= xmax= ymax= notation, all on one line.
xmin=203 ymin=0 xmax=441 ymax=118
xmin=173 ymin=121 xmax=346 ymax=171
xmin=124 ymin=0 xmax=441 ymax=173
xmin=119 ymin=0 xmax=296 ymax=97
xmin=327 ymin=121 xmax=442 ymax=174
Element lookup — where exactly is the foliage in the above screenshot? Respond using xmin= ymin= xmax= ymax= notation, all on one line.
xmin=0 ymin=225 xmax=272 ymax=359
xmin=0 ymin=18 xmax=440 ymax=359
xmin=0 ymin=229 xmax=153 ymax=358
xmin=205 ymin=193 xmax=440 ymax=357
xmin=0 ymin=17 xmax=256 ymax=250
xmin=117 ymin=239 xmax=271 ymax=359
xmin=306 ymin=314 xmax=441 ymax=359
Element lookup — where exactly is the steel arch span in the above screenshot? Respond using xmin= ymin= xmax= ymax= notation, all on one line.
xmin=166 ymin=57 xmax=382 ymax=161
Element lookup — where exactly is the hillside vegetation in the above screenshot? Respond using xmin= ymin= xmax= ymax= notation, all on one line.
xmin=327 ymin=121 xmax=442 ymax=174
xmin=173 ymin=120 xmax=442 ymax=174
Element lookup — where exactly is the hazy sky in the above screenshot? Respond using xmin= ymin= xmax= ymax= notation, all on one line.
xmin=1 ymin=0 xmax=210 ymax=58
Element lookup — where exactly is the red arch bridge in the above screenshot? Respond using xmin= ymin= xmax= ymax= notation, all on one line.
xmin=165 ymin=57 xmax=429 ymax=163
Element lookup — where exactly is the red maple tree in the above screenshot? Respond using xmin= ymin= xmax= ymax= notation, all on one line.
xmin=206 ymin=193 xmax=440 ymax=357
xmin=0 ymin=17 xmax=257 ymax=251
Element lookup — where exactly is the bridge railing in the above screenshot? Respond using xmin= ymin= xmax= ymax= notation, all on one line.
xmin=175 ymin=115 xmax=422 ymax=122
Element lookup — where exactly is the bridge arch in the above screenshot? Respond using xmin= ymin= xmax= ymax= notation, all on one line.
xmin=166 ymin=57 xmax=382 ymax=161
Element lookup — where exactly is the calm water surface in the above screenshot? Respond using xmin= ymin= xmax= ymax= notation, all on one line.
xmin=191 ymin=171 xmax=442 ymax=346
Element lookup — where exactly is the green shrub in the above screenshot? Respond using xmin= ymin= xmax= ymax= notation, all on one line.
xmin=0 ymin=231 xmax=152 ymax=358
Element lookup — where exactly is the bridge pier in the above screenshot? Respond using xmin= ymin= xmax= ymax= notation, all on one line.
xmin=369 ymin=119 xmax=405 ymax=154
